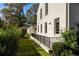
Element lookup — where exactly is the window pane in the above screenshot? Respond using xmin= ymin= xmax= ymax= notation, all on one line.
xmin=40 ymin=8 xmax=42 ymax=19
xmin=54 ymin=18 xmax=60 ymax=34
xmin=40 ymin=24 xmax=42 ymax=33
xmin=45 ymin=22 xmax=47 ymax=33
xmin=38 ymin=25 xmax=39 ymax=33
xmin=45 ymin=3 xmax=48 ymax=15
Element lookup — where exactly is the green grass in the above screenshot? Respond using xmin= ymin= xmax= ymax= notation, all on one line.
xmin=16 ymin=37 xmax=49 ymax=56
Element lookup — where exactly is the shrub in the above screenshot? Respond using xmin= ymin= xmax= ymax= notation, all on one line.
xmin=52 ymin=42 xmax=65 ymax=56
xmin=0 ymin=25 xmax=22 ymax=55
xmin=62 ymin=29 xmax=77 ymax=49
xmin=25 ymin=33 xmax=30 ymax=39
xmin=61 ymin=49 xmax=74 ymax=56
xmin=21 ymin=27 xmax=26 ymax=36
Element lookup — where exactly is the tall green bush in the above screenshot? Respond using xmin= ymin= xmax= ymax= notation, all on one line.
xmin=25 ymin=33 xmax=30 ymax=39
xmin=62 ymin=30 xmax=77 ymax=49
xmin=0 ymin=25 xmax=22 ymax=55
xmin=52 ymin=42 xmax=65 ymax=56
xmin=52 ymin=29 xmax=78 ymax=56
xmin=61 ymin=49 xmax=74 ymax=56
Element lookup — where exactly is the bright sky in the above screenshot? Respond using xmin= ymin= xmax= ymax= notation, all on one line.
xmin=0 ymin=3 xmax=5 ymax=9
xmin=0 ymin=3 xmax=33 ymax=17
xmin=0 ymin=3 xmax=5 ymax=17
xmin=23 ymin=3 xmax=32 ymax=14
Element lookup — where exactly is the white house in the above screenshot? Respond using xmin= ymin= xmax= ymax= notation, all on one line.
xmin=31 ymin=3 xmax=79 ymax=53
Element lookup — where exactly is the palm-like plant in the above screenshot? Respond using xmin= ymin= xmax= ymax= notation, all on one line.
xmin=4 ymin=3 xmax=27 ymax=14
xmin=26 ymin=3 xmax=39 ymax=26
xmin=1 ymin=3 xmax=28 ymax=26
xmin=1 ymin=8 xmax=16 ymax=25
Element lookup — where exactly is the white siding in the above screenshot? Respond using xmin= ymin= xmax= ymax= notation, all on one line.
xmin=37 ymin=3 xmax=67 ymax=37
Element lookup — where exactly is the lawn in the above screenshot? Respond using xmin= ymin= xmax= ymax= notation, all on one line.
xmin=16 ymin=37 xmax=49 ymax=56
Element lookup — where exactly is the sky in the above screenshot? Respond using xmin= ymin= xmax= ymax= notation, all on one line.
xmin=0 ymin=3 xmax=6 ymax=17
xmin=0 ymin=3 xmax=5 ymax=9
xmin=23 ymin=3 xmax=33 ymax=14
xmin=0 ymin=3 xmax=33 ymax=17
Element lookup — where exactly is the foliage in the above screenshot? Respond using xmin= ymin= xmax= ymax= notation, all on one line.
xmin=62 ymin=29 xmax=78 ymax=49
xmin=4 ymin=3 xmax=27 ymax=15
xmin=21 ymin=27 xmax=27 ymax=37
xmin=1 ymin=3 xmax=28 ymax=27
xmin=31 ymin=15 xmax=37 ymax=25
xmin=24 ymin=33 xmax=30 ymax=39
xmin=52 ymin=41 xmax=75 ymax=56
xmin=52 ymin=42 xmax=65 ymax=56
xmin=26 ymin=3 xmax=39 ymax=26
xmin=0 ymin=25 xmax=22 ymax=55
xmin=1 ymin=3 xmax=39 ymax=27
xmin=61 ymin=49 xmax=74 ymax=56
xmin=0 ymin=19 xmax=5 ymax=28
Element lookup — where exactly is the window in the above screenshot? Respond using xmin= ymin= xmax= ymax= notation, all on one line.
xmin=45 ymin=22 xmax=47 ymax=33
xmin=40 ymin=24 xmax=42 ymax=33
xmin=40 ymin=8 xmax=42 ymax=19
xmin=54 ymin=18 xmax=60 ymax=34
xmin=38 ymin=25 xmax=39 ymax=33
xmin=45 ymin=3 xmax=48 ymax=15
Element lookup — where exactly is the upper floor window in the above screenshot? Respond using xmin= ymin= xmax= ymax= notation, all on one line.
xmin=40 ymin=8 xmax=42 ymax=19
xmin=45 ymin=3 xmax=48 ymax=16
xmin=40 ymin=24 xmax=42 ymax=33
xmin=54 ymin=18 xmax=60 ymax=34
xmin=45 ymin=22 xmax=47 ymax=33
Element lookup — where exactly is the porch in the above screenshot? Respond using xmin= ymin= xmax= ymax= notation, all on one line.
xmin=31 ymin=33 xmax=63 ymax=53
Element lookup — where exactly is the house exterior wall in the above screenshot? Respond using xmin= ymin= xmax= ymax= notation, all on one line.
xmin=32 ymin=3 xmax=79 ymax=53
xmin=37 ymin=3 xmax=67 ymax=37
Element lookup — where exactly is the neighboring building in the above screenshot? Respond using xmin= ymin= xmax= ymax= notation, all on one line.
xmin=31 ymin=3 xmax=79 ymax=53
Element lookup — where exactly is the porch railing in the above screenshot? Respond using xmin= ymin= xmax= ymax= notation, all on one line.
xmin=31 ymin=33 xmax=63 ymax=49
xmin=31 ymin=33 xmax=52 ymax=49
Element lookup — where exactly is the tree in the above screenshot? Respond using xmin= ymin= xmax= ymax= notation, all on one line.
xmin=0 ymin=18 xmax=4 ymax=28
xmin=26 ymin=3 xmax=39 ymax=26
xmin=1 ymin=8 xmax=16 ymax=25
xmin=1 ymin=3 xmax=28 ymax=27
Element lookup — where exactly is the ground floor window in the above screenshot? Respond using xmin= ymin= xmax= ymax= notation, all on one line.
xmin=45 ymin=22 xmax=47 ymax=33
xmin=38 ymin=25 xmax=39 ymax=33
xmin=40 ymin=24 xmax=42 ymax=33
xmin=54 ymin=17 xmax=60 ymax=34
